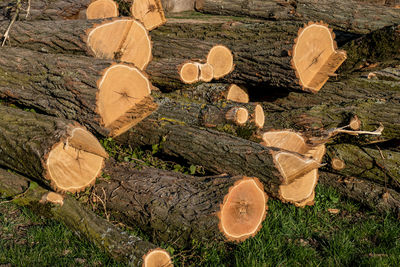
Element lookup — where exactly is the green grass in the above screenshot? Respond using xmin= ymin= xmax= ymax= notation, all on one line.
xmin=1 ymin=184 xmax=399 ymax=266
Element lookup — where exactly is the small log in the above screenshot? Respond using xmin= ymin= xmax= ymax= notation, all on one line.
xmin=0 ymin=169 xmax=172 ymax=267
xmin=226 ymin=85 xmax=249 ymax=103
xmin=0 ymin=18 xmax=152 ymax=70
xmin=195 ymin=0 xmax=400 ymax=34
xmin=95 ymin=160 xmax=268 ymax=247
xmin=0 ymin=105 xmax=107 ymax=193
xmin=131 ymin=0 xmax=166 ymax=30
xmin=86 ymin=0 xmax=119 ymax=19
xmin=0 ymin=47 xmax=156 ymax=137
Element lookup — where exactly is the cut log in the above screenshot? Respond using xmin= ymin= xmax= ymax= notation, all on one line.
xmin=198 ymin=63 xmax=214 ymax=82
xmin=0 ymin=169 xmax=172 ymax=266
xmin=95 ymin=160 xmax=268 ymax=246
xmin=131 ymin=0 xmax=166 ymax=30
xmin=148 ymin=18 xmax=345 ymax=92
xmin=0 ymin=48 xmax=156 ymax=137
xmin=195 ymin=0 xmax=400 ymax=34
xmin=325 ymin=143 xmax=400 ymax=191
xmin=331 ymin=158 xmax=346 ymax=170
xmin=261 ymin=130 xmax=326 ymax=206
xmin=0 ymin=18 xmax=152 ymax=70
xmin=0 ymin=0 xmax=92 ymax=21
xmin=207 ymin=45 xmax=234 ymax=79
xmin=225 ymin=107 xmax=249 ymax=126
xmin=179 ymin=62 xmax=199 ymax=84
xmin=226 ymin=85 xmax=249 ymax=103
xmin=0 ymin=105 xmax=107 ymax=193
xmin=86 ymin=0 xmax=119 ymax=19
xmin=117 ymin=115 xmax=320 ymax=195
xmin=320 ymin=171 xmax=400 ymax=214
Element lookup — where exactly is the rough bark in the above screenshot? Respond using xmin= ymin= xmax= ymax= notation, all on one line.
xmin=0 ymin=47 xmax=113 ymax=136
xmin=324 ymin=143 xmax=400 ymax=192
xmin=0 ymin=168 xmax=162 ymax=266
xmin=320 ymin=171 xmax=400 ymax=214
xmin=95 ymin=160 xmax=267 ymax=247
xmin=151 ymin=92 xmax=260 ymax=130
xmin=148 ymin=17 xmax=398 ymax=92
xmin=0 ymin=0 xmax=91 ymax=21
xmin=195 ymin=0 xmax=400 ymax=34
xmin=257 ymin=77 xmax=400 ymax=142
xmin=0 ymin=105 xmax=96 ymax=192
xmin=117 ymin=114 xmax=319 ymax=188
xmin=0 ymin=19 xmax=105 ymax=56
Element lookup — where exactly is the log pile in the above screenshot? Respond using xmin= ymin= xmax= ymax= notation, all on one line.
xmin=0 ymin=0 xmax=399 ymax=265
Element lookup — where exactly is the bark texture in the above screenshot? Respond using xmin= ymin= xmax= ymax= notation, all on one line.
xmin=95 ymin=161 xmax=265 ymax=247
xmin=0 ymin=105 xmax=79 ymax=190
xmin=0 ymin=0 xmax=91 ymax=21
xmin=148 ymin=17 xmax=398 ymax=92
xmin=320 ymin=171 xmax=400 ymax=214
xmin=0 ymin=19 xmax=103 ymax=56
xmin=117 ymin=113 xmax=318 ymax=189
xmin=0 ymin=47 xmax=112 ymax=136
xmin=0 ymin=168 xmax=160 ymax=266
xmin=195 ymin=0 xmax=400 ymax=34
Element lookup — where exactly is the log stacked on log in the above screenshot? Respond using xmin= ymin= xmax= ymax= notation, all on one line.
xmin=1 ymin=1 xmax=400 ymax=265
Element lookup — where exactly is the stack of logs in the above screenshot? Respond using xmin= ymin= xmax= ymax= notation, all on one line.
xmin=0 ymin=0 xmax=399 ymax=265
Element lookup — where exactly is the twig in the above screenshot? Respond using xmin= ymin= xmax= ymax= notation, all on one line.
xmin=2 ymin=0 xmax=21 ymax=47
xmin=25 ymin=0 xmax=31 ymax=19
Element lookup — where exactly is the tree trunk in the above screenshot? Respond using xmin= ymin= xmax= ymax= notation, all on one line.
xmin=319 ymin=171 xmax=400 ymax=214
xmin=94 ymin=160 xmax=268 ymax=247
xmin=195 ymin=0 xmax=400 ymax=34
xmin=149 ymin=17 xmax=347 ymax=93
xmin=116 ymin=115 xmax=320 ymax=191
xmin=0 ymin=0 xmax=91 ymax=21
xmin=0 ymin=47 xmax=156 ymax=137
xmin=0 ymin=18 xmax=153 ymax=70
xmin=324 ymin=143 xmax=400 ymax=192
xmin=0 ymin=168 xmax=172 ymax=267
xmin=0 ymin=105 xmax=107 ymax=193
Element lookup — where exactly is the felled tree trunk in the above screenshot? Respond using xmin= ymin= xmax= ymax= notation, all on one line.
xmin=0 ymin=47 xmax=156 ymax=137
xmin=94 ymin=160 xmax=268 ymax=247
xmin=149 ymin=17 xmax=346 ymax=93
xmin=0 ymin=0 xmax=91 ymax=21
xmin=0 ymin=18 xmax=152 ymax=70
xmin=0 ymin=105 xmax=107 ymax=193
xmin=325 ymin=143 xmax=400 ymax=192
xmin=0 ymin=169 xmax=172 ymax=267
xmin=117 ymin=116 xmax=320 ymax=194
xmin=257 ymin=77 xmax=400 ymax=141
xmin=320 ymin=172 xmax=400 ymax=214
xmin=195 ymin=0 xmax=400 ymax=34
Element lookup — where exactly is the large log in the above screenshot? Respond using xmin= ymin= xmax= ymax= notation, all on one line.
xmin=0 ymin=105 xmax=107 ymax=193
xmin=116 ymin=116 xmax=321 ymax=199
xmin=0 ymin=169 xmax=173 ymax=267
xmin=320 ymin=171 xmax=400 ymax=214
xmin=0 ymin=0 xmax=91 ymax=21
xmin=0 ymin=18 xmax=152 ymax=70
xmin=94 ymin=160 xmax=268 ymax=247
xmin=0 ymin=17 xmax=346 ymax=93
xmin=0 ymin=47 xmax=156 ymax=137
xmin=195 ymin=0 xmax=400 ymax=34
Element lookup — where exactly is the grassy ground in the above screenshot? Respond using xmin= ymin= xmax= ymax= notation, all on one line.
xmin=1 ymin=183 xmax=399 ymax=266
xmin=1 ymin=141 xmax=400 ymax=266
